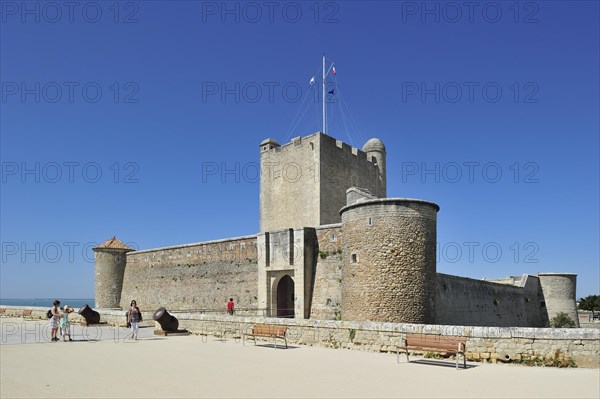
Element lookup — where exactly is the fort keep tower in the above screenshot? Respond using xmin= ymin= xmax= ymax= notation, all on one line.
xmin=259 ymin=132 xmax=386 ymax=232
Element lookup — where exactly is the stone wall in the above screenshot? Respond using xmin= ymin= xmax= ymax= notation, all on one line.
xmin=0 ymin=307 xmax=85 ymax=323
xmin=259 ymin=133 xmax=384 ymax=232
xmin=170 ymin=314 xmax=600 ymax=368
xmin=578 ymin=312 xmax=600 ymax=329
xmin=309 ymin=225 xmax=343 ymax=320
xmin=120 ymin=235 xmax=259 ymax=312
xmin=3 ymin=307 xmax=597 ymax=367
xmin=318 ymin=134 xmax=385 ymax=225
xmin=259 ymin=134 xmax=320 ymax=232
xmin=341 ymin=199 xmax=439 ymax=323
xmin=435 ymin=273 xmax=547 ymax=327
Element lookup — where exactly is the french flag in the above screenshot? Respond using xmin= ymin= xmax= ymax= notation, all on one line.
xmin=332 ymin=66 xmax=337 ymax=76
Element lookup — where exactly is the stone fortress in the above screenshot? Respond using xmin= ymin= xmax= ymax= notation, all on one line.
xmin=94 ymin=132 xmax=579 ymax=328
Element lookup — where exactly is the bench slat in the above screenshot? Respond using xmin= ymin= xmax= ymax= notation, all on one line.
xmin=406 ymin=336 xmax=466 ymax=343
xmin=253 ymin=325 xmax=287 ymax=336
xmin=406 ymin=343 xmax=461 ymax=352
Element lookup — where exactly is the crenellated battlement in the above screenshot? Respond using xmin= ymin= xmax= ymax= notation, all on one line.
xmin=262 ymin=132 xmax=377 ymax=164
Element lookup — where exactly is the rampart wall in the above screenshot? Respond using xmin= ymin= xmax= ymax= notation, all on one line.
xmin=120 ymin=235 xmax=259 ymax=311
xmin=435 ymin=273 xmax=546 ymax=327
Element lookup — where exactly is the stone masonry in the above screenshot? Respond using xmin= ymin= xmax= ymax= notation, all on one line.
xmin=340 ymin=199 xmax=439 ymax=324
xmin=259 ymin=133 xmax=386 ymax=232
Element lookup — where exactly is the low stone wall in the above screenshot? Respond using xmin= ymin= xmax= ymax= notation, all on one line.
xmin=577 ymin=312 xmax=600 ymax=329
xmin=2 ymin=307 xmax=598 ymax=368
xmin=580 ymin=322 xmax=600 ymax=329
xmin=0 ymin=306 xmax=84 ymax=323
xmin=0 ymin=306 xmax=150 ymax=327
xmin=175 ymin=315 xmax=599 ymax=367
xmin=168 ymin=313 xmax=600 ymax=368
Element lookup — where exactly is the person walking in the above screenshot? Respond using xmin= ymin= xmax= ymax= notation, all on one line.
xmin=128 ymin=300 xmax=142 ymax=341
xmin=49 ymin=300 xmax=62 ymax=342
xmin=227 ymin=298 xmax=235 ymax=315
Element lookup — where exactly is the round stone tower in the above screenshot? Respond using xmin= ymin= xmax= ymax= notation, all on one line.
xmin=363 ymin=138 xmax=387 ymax=196
xmin=93 ymin=237 xmax=134 ymax=309
xmin=537 ymin=273 xmax=579 ymax=327
xmin=340 ymin=198 xmax=439 ymax=323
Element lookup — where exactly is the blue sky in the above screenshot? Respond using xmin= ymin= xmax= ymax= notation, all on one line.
xmin=1 ymin=0 xmax=598 ymax=300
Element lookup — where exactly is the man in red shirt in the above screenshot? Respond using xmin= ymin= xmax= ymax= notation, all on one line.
xmin=227 ymin=298 xmax=235 ymax=315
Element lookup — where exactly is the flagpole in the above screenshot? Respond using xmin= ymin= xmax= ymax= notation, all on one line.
xmin=322 ymin=53 xmax=326 ymax=134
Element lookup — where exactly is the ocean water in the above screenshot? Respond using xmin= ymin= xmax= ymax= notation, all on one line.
xmin=0 ymin=298 xmax=95 ymax=308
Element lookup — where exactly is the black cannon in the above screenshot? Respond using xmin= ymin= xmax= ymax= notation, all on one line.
xmin=78 ymin=304 xmax=100 ymax=325
xmin=153 ymin=307 xmax=179 ymax=331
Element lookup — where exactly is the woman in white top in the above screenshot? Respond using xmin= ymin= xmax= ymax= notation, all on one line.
xmin=49 ymin=300 xmax=62 ymax=342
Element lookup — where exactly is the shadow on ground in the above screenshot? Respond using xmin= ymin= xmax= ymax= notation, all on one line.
xmin=402 ymin=359 xmax=476 ymax=369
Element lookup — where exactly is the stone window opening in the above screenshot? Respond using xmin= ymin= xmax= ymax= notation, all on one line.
xmin=351 ymin=253 xmax=358 ymax=263
xmin=367 ymin=217 xmax=373 ymax=226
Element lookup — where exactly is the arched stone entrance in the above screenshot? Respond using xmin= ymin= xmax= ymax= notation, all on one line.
xmin=276 ymin=275 xmax=295 ymax=318
xmin=257 ymin=229 xmax=316 ymax=319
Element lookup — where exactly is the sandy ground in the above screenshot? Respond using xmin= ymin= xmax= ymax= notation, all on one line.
xmin=1 ymin=318 xmax=599 ymax=398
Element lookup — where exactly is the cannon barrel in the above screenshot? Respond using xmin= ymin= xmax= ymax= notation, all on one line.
xmin=153 ymin=307 xmax=179 ymax=331
xmin=78 ymin=304 xmax=100 ymax=324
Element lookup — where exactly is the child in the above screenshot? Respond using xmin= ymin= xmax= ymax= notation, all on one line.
xmin=59 ymin=305 xmax=74 ymax=342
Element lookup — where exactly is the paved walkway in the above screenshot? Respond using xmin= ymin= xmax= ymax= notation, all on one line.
xmin=1 ymin=318 xmax=599 ymax=398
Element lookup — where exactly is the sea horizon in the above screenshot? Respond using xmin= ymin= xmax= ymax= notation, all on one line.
xmin=0 ymin=298 xmax=95 ymax=308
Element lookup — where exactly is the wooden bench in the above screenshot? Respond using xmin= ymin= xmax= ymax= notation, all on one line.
xmin=22 ymin=309 xmax=33 ymax=320
xmin=243 ymin=324 xmax=288 ymax=349
xmin=397 ymin=334 xmax=467 ymax=369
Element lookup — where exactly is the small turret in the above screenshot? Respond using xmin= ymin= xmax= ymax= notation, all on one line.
xmin=537 ymin=273 xmax=580 ymax=327
xmin=93 ymin=237 xmax=134 ymax=309
xmin=260 ymin=138 xmax=280 ymax=153
xmin=363 ymin=138 xmax=386 ymax=196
